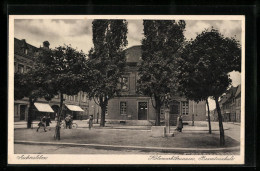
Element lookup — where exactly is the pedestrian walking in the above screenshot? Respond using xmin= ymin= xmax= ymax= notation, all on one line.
xmin=89 ymin=115 xmax=93 ymax=130
xmin=37 ymin=115 xmax=47 ymax=132
xmin=46 ymin=114 xmax=52 ymax=130
xmin=176 ymin=114 xmax=183 ymax=132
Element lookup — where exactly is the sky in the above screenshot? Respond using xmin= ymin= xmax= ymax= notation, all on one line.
xmin=14 ymin=19 xmax=242 ymax=110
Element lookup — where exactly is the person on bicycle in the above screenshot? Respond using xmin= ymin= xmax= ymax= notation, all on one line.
xmin=69 ymin=115 xmax=73 ymax=129
xmin=65 ymin=114 xmax=71 ymax=129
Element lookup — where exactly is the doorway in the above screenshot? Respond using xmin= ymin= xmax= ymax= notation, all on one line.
xmin=169 ymin=101 xmax=180 ymax=126
xmin=138 ymin=102 xmax=147 ymax=120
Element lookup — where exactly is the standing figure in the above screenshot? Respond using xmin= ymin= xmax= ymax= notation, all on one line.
xmin=54 ymin=113 xmax=58 ymax=122
xmin=176 ymin=114 xmax=183 ymax=132
xmin=37 ymin=115 xmax=47 ymax=132
xmin=89 ymin=115 xmax=93 ymax=130
xmin=46 ymin=114 xmax=52 ymax=130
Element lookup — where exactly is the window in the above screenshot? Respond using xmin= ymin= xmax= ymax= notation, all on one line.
xmin=25 ymin=49 xmax=28 ymax=55
xmin=182 ymin=101 xmax=189 ymax=115
xmin=120 ymin=102 xmax=127 ymax=115
xmin=69 ymin=96 xmax=73 ymax=101
xmin=18 ymin=64 xmax=24 ymax=73
xmin=120 ymin=76 xmax=129 ymax=91
xmin=63 ymin=94 xmax=67 ymax=100
xmin=160 ymin=107 xmax=165 ymax=120
xmin=83 ymin=94 xmax=87 ymax=102
xmin=81 ymin=93 xmax=85 ymax=102
xmin=160 ymin=108 xmax=164 ymax=115
xmin=75 ymin=95 xmax=78 ymax=102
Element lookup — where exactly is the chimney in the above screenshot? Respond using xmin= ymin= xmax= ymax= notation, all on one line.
xmin=43 ymin=41 xmax=50 ymax=49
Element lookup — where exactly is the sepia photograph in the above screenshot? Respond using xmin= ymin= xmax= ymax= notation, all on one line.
xmin=8 ymin=15 xmax=245 ymax=164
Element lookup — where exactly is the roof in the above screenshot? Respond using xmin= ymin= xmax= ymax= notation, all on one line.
xmin=125 ymin=45 xmax=142 ymax=63
xmin=230 ymin=86 xmax=237 ymax=96
xmin=14 ymin=38 xmax=39 ymax=59
xmin=221 ymin=86 xmax=239 ymax=104
xmin=221 ymin=93 xmax=231 ymax=104
xmin=235 ymin=84 xmax=241 ymax=98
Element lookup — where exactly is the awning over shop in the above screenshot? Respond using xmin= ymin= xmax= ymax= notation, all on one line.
xmin=65 ymin=104 xmax=84 ymax=112
xmin=34 ymin=103 xmax=54 ymax=113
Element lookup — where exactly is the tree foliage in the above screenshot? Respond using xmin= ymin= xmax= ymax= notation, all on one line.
xmin=177 ymin=28 xmax=241 ymax=146
xmin=138 ymin=20 xmax=186 ymax=126
xmin=14 ymin=68 xmax=55 ymax=128
xmin=86 ymin=19 xmax=128 ymax=127
xmin=36 ymin=45 xmax=88 ymax=139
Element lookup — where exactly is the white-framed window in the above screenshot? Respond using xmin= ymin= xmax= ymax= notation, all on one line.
xmin=81 ymin=93 xmax=85 ymax=102
xmin=120 ymin=102 xmax=127 ymax=115
xmin=120 ymin=76 xmax=129 ymax=91
xmin=182 ymin=101 xmax=189 ymax=115
xmin=83 ymin=94 xmax=87 ymax=102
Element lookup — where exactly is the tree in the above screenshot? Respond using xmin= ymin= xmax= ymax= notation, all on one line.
xmin=138 ymin=20 xmax=186 ymax=126
xmin=36 ymin=45 xmax=88 ymax=140
xmin=14 ymin=70 xmax=54 ymax=128
xmin=177 ymin=28 xmax=241 ymax=146
xmin=176 ymin=62 xmax=213 ymax=133
xmin=87 ymin=19 xmax=128 ymax=127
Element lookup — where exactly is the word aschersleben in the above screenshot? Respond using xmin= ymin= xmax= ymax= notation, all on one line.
xmin=17 ymin=155 xmax=48 ymax=160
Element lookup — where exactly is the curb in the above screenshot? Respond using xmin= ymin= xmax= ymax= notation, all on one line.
xmin=14 ymin=140 xmax=240 ymax=153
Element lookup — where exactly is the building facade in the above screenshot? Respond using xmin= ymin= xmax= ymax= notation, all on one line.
xmin=14 ymin=38 xmax=90 ymax=121
xmin=213 ymin=85 xmax=241 ymax=123
xmin=105 ymin=46 xmax=206 ymax=125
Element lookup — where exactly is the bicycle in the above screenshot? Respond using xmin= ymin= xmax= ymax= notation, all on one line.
xmin=60 ymin=121 xmax=78 ymax=129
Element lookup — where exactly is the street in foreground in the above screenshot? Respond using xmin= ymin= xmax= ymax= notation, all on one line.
xmin=14 ymin=122 xmax=240 ymax=155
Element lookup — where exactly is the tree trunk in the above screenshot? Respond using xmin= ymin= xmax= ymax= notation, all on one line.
xmin=155 ymin=104 xmax=161 ymax=126
xmin=27 ymin=98 xmax=34 ymax=128
xmin=55 ymin=93 xmax=63 ymax=140
xmin=215 ymin=97 xmax=225 ymax=146
xmin=206 ymin=99 xmax=212 ymax=134
xmin=100 ymin=105 xmax=106 ymax=127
